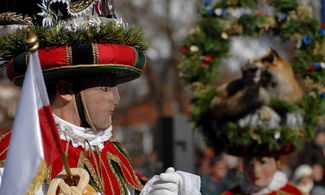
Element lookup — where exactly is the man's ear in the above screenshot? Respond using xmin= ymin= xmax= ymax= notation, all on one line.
xmin=56 ymin=80 xmax=74 ymax=102
xmin=260 ymin=48 xmax=279 ymax=66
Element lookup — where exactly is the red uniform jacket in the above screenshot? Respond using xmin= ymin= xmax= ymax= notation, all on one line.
xmin=0 ymin=131 xmax=147 ymax=195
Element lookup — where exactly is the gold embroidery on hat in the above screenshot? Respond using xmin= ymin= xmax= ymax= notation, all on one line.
xmin=132 ymin=47 xmax=139 ymax=67
xmin=66 ymin=46 xmax=73 ymax=65
xmin=92 ymin=43 xmax=99 ymax=64
xmin=0 ymin=12 xmax=33 ymax=25
xmin=69 ymin=0 xmax=95 ymax=14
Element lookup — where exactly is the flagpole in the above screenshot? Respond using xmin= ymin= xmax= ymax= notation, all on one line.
xmin=25 ymin=28 xmax=75 ymax=186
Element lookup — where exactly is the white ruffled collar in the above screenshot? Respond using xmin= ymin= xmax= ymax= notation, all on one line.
xmin=54 ymin=114 xmax=112 ymax=151
xmin=239 ymin=171 xmax=288 ymax=195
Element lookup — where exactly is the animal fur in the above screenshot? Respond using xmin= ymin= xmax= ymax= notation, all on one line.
xmin=210 ymin=48 xmax=304 ymax=122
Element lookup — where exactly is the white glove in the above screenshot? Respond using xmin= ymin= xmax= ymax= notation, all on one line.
xmin=140 ymin=167 xmax=201 ymax=195
xmin=140 ymin=167 xmax=181 ymax=195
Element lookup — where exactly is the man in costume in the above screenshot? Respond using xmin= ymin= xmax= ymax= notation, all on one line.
xmin=0 ymin=0 xmax=201 ymax=194
xmin=178 ymin=1 xmax=325 ymax=194
xmin=222 ymin=150 xmax=303 ymax=195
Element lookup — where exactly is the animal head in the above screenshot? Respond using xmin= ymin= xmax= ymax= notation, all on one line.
xmin=241 ymin=48 xmax=303 ymax=103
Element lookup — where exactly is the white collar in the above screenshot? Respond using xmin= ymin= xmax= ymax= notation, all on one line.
xmin=53 ymin=114 xmax=112 ymax=151
xmin=239 ymin=171 xmax=288 ymax=195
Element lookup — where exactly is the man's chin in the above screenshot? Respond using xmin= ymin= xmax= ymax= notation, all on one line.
xmin=95 ymin=124 xmax=111 ymax=131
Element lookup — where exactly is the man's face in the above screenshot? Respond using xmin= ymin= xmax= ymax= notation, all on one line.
xmin=211 ymin=158 xmax=228 ymax=180
xmin=244 ymin=157 xmax=277 ymax=189
xmin=80 ymin=77 xmax=120 ymax=130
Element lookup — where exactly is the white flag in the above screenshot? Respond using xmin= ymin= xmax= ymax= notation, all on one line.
xmin=0 ymin=51 xmax=63 ymax=194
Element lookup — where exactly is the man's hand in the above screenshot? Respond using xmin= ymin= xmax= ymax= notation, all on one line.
xmin=140 ymin=167 xmax=181 ymax=195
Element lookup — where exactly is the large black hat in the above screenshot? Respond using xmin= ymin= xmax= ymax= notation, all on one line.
xmin=0 ymin=0 xmax=148 ymax=86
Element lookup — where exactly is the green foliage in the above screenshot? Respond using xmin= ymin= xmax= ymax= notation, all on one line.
xmin=269 ymin=0 xmax=299 ymax=12
xmin=178 ymin=0 xmax=325 ymax=155
xmin=299 ymin=95 xmax=325 ymax=138
xmin=239 ymin=0 xmax=258 ymax=9
xmin=238 ymin=15 xmax=262 ymax=37
xmin=268 ymin=98 xmax=299 ymax=114
xmin=280 ymin=18 xmax=320 ymax=39
xmin=0 ymin=22 xmax=149 ymax=61
xmin=191 ymin=87 xmax=218 ymax=123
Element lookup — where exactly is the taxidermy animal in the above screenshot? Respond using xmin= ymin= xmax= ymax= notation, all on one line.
xmin=210 ymin=48 xmax=303 ymax=122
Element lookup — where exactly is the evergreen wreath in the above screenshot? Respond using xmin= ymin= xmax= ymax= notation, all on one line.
xmin=0 ymin=22 xmax=148 ymax=66
xmin=178 ymin=0 xmax=325 ymax=155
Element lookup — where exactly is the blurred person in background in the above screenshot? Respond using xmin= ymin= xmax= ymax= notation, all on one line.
xmin=312 ymin=163 xmax=325 ymax=187
xmin=293 ymin=163 xmax=325 ymax=195
xmin=201 ymin=155 xmax=235 ymax=195
xmin=223 ymin=153 xmax=303 ymax=195
xmin=314 ymin=129 xmax=325 ymax=157
xmin=296 ymin=128 xmax=325 ymax=187
xmin=198 ymin=147 xmax=216 ymax=177
xmin=293 ymin=164 xmax=314 ymax=194
xmin=0 ymin=0 xmax=202 ymax=194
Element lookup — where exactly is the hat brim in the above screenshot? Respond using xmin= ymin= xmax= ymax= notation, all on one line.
xmin=7 ymin=43 xmax=147 ymax=86
xmin=12 ymin=64 xmax=142 ymax=86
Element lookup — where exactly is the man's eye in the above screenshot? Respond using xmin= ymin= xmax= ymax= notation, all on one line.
xmin=100 ymin=86 xmax=112 ymax=92
xmin=261 ymin=159 xmax=267 ymax=165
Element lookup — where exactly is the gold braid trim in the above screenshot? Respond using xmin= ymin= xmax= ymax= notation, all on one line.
xmin=78 ymin=151 xmax=105 ymax=194
xmin=0 ymin=147 xmax=8 ymax=159
xmin=0 ymin=12 xmax=33 ymax=25
xmin=69 ymin=0 xmax=95 ymax=13
xmin=0 ymin=131 xmax=11 ymax=142
xmin=106 ymin=143 xmax=143 ymax=192
xmin=109 ymin=137 xmax=129 ymax=156
xmin=106 ymin=152 xmax=126 ymax=195
xmin=132 ymin=47 xmax=139 ymax=67
xmin=0 ymin=131 xmax=11 ymax=166
xmin=98 ymin=152 xmax=116 ymax=195
xmin=46 ymin=165 xmax=52 ymax=184
xmin=66 ymin=46 xmax=73 ymax=65
xmin=25 ymin=160 xmax=47 ymax=195
xmin=92 ymin=43 xmax=99 ymax=64
xmin=110 ymin=137 xmax=143 ymax=190
xmin=0 ymin=160 xmax=5 ymax=167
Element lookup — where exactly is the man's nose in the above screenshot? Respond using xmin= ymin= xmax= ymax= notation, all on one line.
xmin=112 ymin=87 xmax=120 ymax=105
xmin=253 ymin=164 xmax=261 ymax=175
